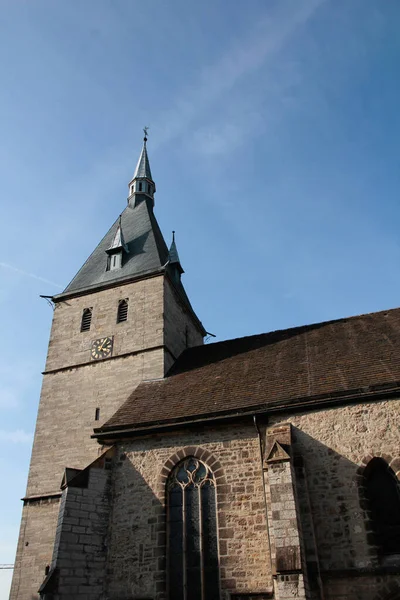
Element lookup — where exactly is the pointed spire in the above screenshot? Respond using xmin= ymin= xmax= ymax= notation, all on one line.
xmin=168 ymin=231 xmax=180 ymax=264
xmin=132 ymin=137 xmax=153 ymax=180
xmin=169 ymin=231 xmax=184 ymax=274
xmin=128 ymin=128 xmax=156 ymax=208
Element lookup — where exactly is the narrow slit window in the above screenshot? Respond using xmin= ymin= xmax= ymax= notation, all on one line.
xmin=139 ymin=182 xmax=142 ymax=191
xmin=81 ymin=308 xmax=92 ymax=332
xmin=95 ymin=408 xmax=100 ymax=421
xmin=117 ymin=299 xmax=129 ymax=323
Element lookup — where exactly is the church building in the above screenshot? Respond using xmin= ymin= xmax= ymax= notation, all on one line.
xmin=10 ymin=134 xmax=400 ymax=600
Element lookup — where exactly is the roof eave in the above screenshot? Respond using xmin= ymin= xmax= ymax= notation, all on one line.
xmin=92 ymin=383 xmax=400 ymax=441
xmin=53 ymin=268 xmax=166 ymax=302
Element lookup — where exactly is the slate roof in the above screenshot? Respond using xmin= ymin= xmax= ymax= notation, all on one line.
xmin=168 ymin=232 xmax=183 ymax=273
xmin=56 ymin=199 xmax=169 ymax=298
xmin=95 ymin=306 xmax=400 ymax=435
xmin=132 ymin=140 xmax=153 ymax=181
xmin=107 ymin=219 xmax=128 ymax=253
xmin=168 ymin=233 xmax=180 ymax=265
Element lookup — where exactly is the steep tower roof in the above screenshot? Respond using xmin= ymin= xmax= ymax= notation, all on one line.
xmin=128 ymin=128 xmax=156 ymax=208
xmin=54 ymin=135 xmax=205 ymax=336
xmin=58 ymin=199 xmax=168 ymax=298
xmin=54 ymin=135 xmax=165 ymax=298
xmin=132 ymin=137 xmax=153 ymax=180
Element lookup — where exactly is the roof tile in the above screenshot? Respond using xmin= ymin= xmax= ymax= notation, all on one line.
xmin=98 ymin=307 xmax=400 ymax=433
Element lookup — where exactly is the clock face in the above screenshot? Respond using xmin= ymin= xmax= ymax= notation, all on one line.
xmin=91 ymin=337 xmax=113 ymax=360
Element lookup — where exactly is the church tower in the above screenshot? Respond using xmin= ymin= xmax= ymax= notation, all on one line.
xmin=10 ymin=133 xmax=205 ymax=600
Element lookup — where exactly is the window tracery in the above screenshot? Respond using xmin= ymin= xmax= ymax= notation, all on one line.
xmin=167 ymin=457 xmax=220 ymax=600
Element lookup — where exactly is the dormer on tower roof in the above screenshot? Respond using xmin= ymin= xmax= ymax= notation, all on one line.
xmin=168 ymin=231 xmax=184 ymax=275
xmin=105 ymin=216 xmax=129 ymax=272
xmin=107 ymin=216 xmax=129 ymax=254
xmin=128 ymin=128 xmax=156 ymax=209
xmin=55 ymin=131 xmax=206 ymax=339
xmin=167 ymin=231 xmax=184 ymax=286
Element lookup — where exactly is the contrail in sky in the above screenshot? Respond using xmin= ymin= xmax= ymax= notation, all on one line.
xmin=0 ymin=262 xmax=62 ymax=289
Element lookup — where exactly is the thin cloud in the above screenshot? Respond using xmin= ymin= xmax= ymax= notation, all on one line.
xmin=0 ymin=262 xmax=62 ymax=289
xmin=0 ymin=429 xmax=33 ymax=444
xmin=152 ymin=0 xmax=325 ymax=149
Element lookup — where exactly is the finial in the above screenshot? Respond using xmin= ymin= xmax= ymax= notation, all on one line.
xmin=143 ymin=126 xmax=149 ymax=142
xmin=172 ymin=230 xmax=175 ymax=242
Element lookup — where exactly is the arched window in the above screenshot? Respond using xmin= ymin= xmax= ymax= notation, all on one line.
xmin=364 ymin=458 xmax=400 ymax=556
xmin=80 ymin=308 xmax=92 ymax=332
xmin=117 ymin=299 xmax=128 ymax=323
xmin=167 ymin=457 xmax=220 ymax=600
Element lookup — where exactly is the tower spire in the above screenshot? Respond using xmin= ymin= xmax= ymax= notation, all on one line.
xmin=168 ymin=230 xmax=184 ymax=278
xmin=128 ymin=128 xmax=156 ymax=208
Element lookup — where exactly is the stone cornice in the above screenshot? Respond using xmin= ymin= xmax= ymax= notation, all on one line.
xmin=43 ymin=344 xmax=177 ymax=375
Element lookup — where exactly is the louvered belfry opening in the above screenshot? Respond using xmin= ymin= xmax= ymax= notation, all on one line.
xmin=80 ymin=308 xmax=92 ymax=332
xmin=117 ymin=299 xmax=129 ymax=323
xmin=364 ymin=458 xmax=400 ymax=556
xmin=167 ymin=457 xmax=220 ymax=600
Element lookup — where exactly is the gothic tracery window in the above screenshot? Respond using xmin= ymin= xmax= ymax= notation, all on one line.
xmin=364 ymin=457 xmax=400 ymax=557
xmin=167 ymin=457 xmax=220 ymax=600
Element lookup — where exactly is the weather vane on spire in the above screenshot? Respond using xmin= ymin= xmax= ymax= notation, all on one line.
xmin=143 ymin=126 xmax=149 ymax=141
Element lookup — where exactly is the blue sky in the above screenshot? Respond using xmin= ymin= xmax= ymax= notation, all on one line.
xmin=1 ymin=0 xmax=400 ymax=595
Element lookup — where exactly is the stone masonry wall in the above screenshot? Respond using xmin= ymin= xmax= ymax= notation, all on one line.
xmin=27 ymin=349 xmax=164 ymax=497
xmin=28 ymin=275 xmax=166 ymax=495
xmin=45 ymin=276 xmax=165 ymax=373
xmin=163 ymin=277 xmax=204 ymax=372
xmin=48 ymin=457 xmax=112 ymax=599
xmin=269 ymin=398 xmax=400 ymax=600
xmin=263 ymin=425 xmax=310 ymax=600
xmin=12 ymin=272 xmax=204 ymax=600
xmin=9 ymin=498 xmax=60 ymax=600
xmin=105 ymin=423 xmax=273 ymax=600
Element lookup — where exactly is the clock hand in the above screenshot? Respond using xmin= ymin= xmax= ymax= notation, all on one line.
xmin=99 ymin=339 xmax=110 ymax=352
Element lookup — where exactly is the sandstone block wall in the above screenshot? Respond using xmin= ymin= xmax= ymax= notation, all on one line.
xmin=9 ymin=498 xmax=60 ymax=600
xmin=163 ymin=277 xmax=204 ymax=372
xmin=45 ymin=276 xmax=165 ymax=373
xmin=12 ymin=272 xmax=205 ymax=600
xmin=47 ymin=459 xmax=112 ymax=599
xmin=105 ymin=423 xmax=273 ymax=600
xmin=27 ymin=349 xmax=164 ymax=496
xmin=269 ymin=398 xmax=400 ymax=600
